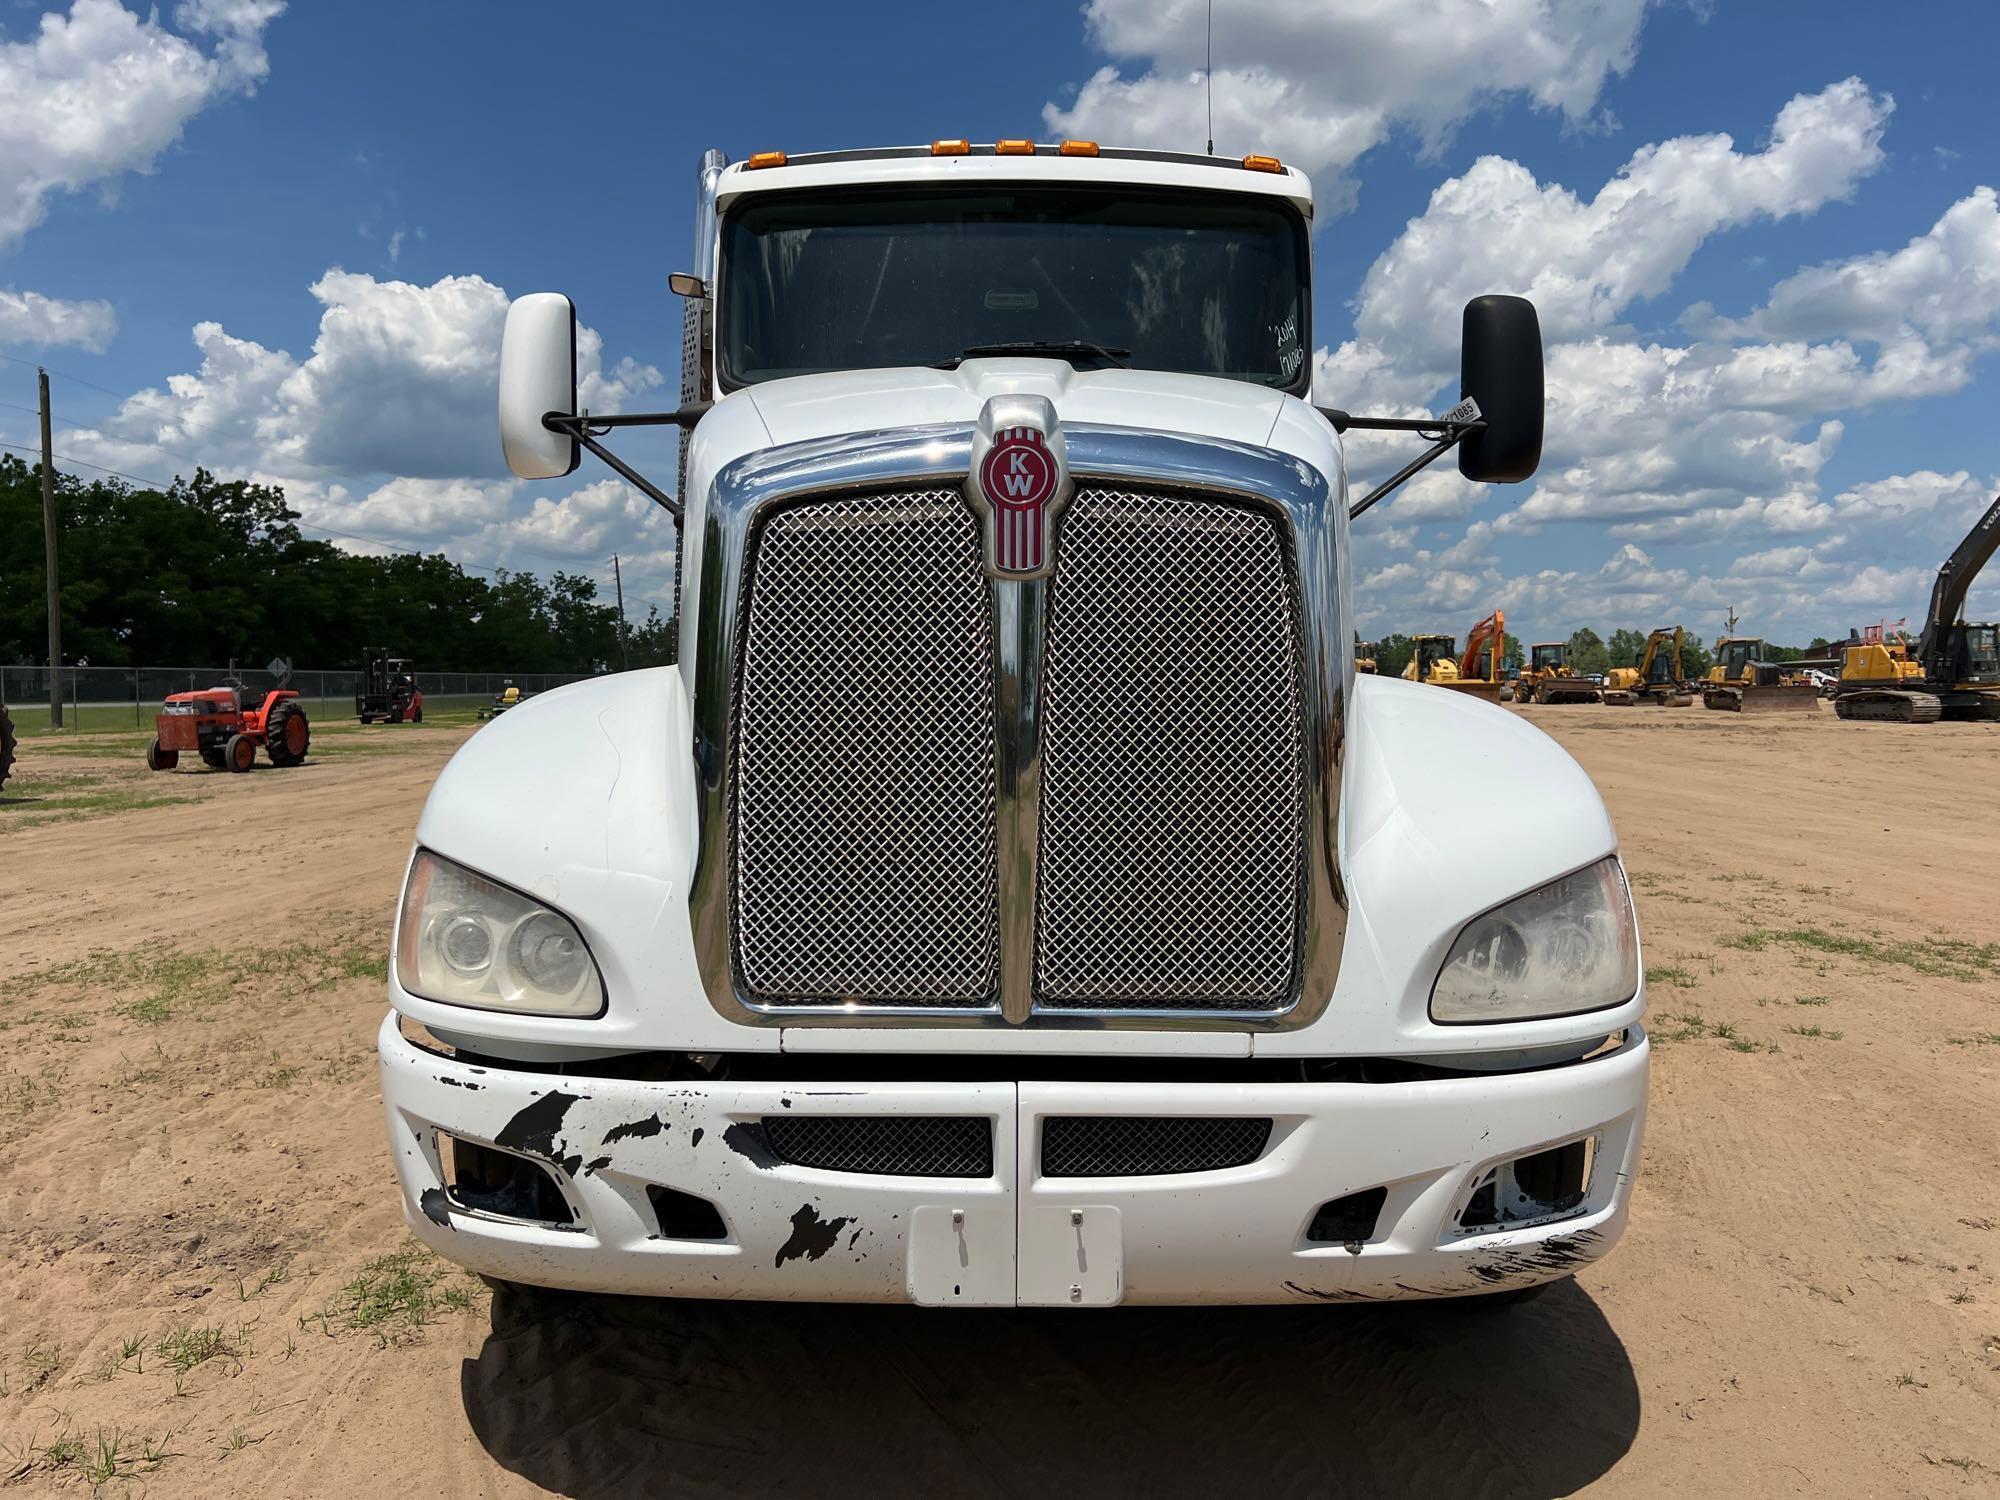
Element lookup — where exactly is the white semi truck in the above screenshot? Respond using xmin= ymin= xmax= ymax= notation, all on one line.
xmin=378 ymin=139 xmax=1648 ymax=1307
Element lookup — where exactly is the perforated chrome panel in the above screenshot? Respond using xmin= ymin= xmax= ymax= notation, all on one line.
xmin=1035 ymin=490 xmax=1305 ymax=1009
xmin=732 ymin=492 xmax=999 ymax=1005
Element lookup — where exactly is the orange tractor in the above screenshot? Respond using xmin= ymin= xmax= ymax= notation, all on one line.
xmin=146 ymin=684 xmax=311 ymax=773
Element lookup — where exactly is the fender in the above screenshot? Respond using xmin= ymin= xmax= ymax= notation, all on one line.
xmin=392 ymin=666 xmax=769 ymax=1056
xmin=1262 ymin=673 xmax=1642 ymax=1061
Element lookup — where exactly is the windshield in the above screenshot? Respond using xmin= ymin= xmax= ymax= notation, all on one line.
xmin=1532 ymin=646 xmax=1565 ymax=671
xmin=719 ymin=185 xmax=1311 ymax=391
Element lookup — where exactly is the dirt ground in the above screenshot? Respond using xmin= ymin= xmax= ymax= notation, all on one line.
xmin=1 ymin=701 xmax=1996 ymax=1498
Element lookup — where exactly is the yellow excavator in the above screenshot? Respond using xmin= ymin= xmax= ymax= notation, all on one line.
xmin=1832 ymin=492 xmax=2000 ymax=723
xmin=1699 ymin=636 xmax=1819 ymax=713
xmin=1604 ymin=627 xmax=1694 ymax=706
xmin=1514 ymin=640 xmax=1602 ymax=704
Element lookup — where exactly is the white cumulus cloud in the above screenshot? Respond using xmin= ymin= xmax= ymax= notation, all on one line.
xmin=1046 ymin=0 xmax=1656 ymax=210
xmin=0 ymin=286 xmax=115 ymax=350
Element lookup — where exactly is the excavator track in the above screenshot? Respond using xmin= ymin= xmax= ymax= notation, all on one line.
xmin=1833 ymin=691 xmax=1943 ymax=723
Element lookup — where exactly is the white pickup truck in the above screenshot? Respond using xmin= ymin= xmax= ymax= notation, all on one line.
xmin=378 ymin=140 xmax=1648 ymax=1307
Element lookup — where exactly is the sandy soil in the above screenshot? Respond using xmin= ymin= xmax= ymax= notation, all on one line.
xmin=1 ymin=702 xmax=1996 ymax=1497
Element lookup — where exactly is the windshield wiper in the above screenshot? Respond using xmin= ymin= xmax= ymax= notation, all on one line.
xmin=933 ymin=340 xmax=1130 ymax=369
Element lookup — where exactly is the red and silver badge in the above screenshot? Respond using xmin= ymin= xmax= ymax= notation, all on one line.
xmin=964 ymin=394 xmax=1073 ymax=580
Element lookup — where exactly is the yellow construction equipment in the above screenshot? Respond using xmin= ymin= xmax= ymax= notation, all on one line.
xmin=1514 ymin=641 xmax=1602 ymax=704
xmin=1832 ymin=492 xmax=2000 ymax=722
xmin=1698 ymin=637 xmax=1818 ymax=713
xmin=1355 ymin=636 xmax=1378 ymax=675
xmin=1604 ymin=627 xmax=1694 ymax=706
xmin=1401 ymin=634 xmax=1464 ymax=686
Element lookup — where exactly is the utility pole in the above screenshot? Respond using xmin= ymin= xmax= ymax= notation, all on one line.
xmin=611 ymin=553 xmax=630 ymax=671
xmin=38 ymin=368 xmax=62 ymax=727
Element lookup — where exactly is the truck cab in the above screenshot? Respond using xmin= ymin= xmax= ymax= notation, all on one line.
xmin=378 ymin=141 xmax=1648 ymax=1307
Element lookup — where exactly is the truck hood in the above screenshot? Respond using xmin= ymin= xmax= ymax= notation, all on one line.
xmin=733 ymin=360 xmax=1295 ymax=452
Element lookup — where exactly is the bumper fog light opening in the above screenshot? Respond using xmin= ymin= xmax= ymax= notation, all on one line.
xmin=1454 ymin=1135 xmax=1598 ymax=1238
xmin=437 ymin=1131 xmax=578 ymax=1229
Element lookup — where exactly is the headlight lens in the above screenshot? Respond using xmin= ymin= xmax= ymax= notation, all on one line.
xmin=395 ymin=850 xmax=605 ymax=1017
xmin=1430 ymin=857 xmax=1638 ymax=1024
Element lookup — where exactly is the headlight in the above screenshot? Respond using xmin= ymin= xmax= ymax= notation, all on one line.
xmin=395 ymin=850 xmax=605 ymax=1017
xmin=1430 ymin=857 xmax=1638 ymax=1024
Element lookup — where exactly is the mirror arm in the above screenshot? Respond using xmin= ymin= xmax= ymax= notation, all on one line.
xmin=541 ymin=411 xmax=690 ymax=524
xmin=1324 ymin=409 xmax=1487 ymax=521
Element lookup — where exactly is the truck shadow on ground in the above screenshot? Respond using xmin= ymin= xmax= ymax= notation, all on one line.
xmin=460 ymin=1278 xmax=1638 ymax=1498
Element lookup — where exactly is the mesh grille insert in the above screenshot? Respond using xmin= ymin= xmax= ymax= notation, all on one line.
xmin=761 ymin=1116 xmax=994 ymax=1178
xmin=1036 ymin=489 xmax=1305 ymax=1010
xmin=733 ymin=491 xmax=999 ymax=1005
xmin=1041 ymin=1116 xmax=1272 ymax=1177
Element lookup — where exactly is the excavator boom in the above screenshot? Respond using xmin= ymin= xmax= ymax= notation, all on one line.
xmin=1917 ymin=492 xmax=2000 ymax=679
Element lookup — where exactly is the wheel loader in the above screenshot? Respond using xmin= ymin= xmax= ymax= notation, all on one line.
xmin=1699 ymin=637 xmax=1818 ymax=714
xmin=1400 ymin=633 xmax=1464 ymax=687
xmin=1514 ymin=641 xmax=1602 ymax=704
xmin=1604 ymin=627 xmax=1694 ymax=706
xmin=1833 ymin=491 xmax=2000 ymax=723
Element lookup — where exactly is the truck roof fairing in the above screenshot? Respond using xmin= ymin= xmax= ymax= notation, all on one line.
xmin=714 ymin=144 xmax=1315 ymax=215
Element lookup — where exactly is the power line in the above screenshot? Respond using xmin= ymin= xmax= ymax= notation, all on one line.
xmin=0 ymin=348 xmax=132 ymax=403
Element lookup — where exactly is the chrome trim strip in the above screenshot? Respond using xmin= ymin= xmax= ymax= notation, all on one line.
xmin=686 ymin=422 xmax=1346 ymax=1031
xmin=993 ymin=576 xmax=1044 ymax=1024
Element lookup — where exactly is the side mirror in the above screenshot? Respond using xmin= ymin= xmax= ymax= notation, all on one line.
xmin=499 ymin=293 xmax=580 ymax=480
xmin=1457 ymin=294 xmax=1543 ymax=484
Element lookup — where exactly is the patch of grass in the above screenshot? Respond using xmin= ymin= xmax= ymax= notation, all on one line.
xmin=0 ymin=783 xmax=196 ymax=832
xmin=1710 ymin=1021 xmax=1739 ymax=1040
xmin=1645 ymin=964 xmax=1696 ymax=988
xmin=256 ymin=1065 xmax=307 ymax=1090
xmin=1946 ymin=1032 xmax=2000 ymax=1048
xmin=121 ymin=994 xmax=175 ymax=1024
xmin=1782 ymin=1023 xmax=1843 ymax=1040
xmin=1948 ymin=1289 xmax=1974 ymax=1304
xmin=154 ymin=1323 xmax=244 ymax=1376
xmin=1726 ymin=926 xmax=2000 ymax=982
xmin=1793 ymin=994 xmax=1830 ymax=1006
xmin=314 ymin=1243 xmax=479 ymax=1342
xmin=1895 ymin=1371 xmax=1928 ymax=1389
xmin=236 ymin=1263 xmax=290 ymax=1302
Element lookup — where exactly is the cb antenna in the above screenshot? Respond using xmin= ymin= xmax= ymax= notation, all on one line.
xmin=1205 ymin=0 xmax=1214 ymax=155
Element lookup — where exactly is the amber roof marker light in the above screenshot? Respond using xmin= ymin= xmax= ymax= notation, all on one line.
xmin=1059 ymin=140 xmax=1099 ymax=157
xmin=995 ymin=139 xmax=1034 ymax=155
xmin=931 ymin=139 xmax=970 ymax=156
xmin=747 ymin=150 xmax=788 ymax=170
xmin=1242 ymin=154 xmax=1283 ymax=173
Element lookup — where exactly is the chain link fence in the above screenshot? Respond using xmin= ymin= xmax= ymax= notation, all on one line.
xmin=1 ymin=663 xmax=594 ymax=733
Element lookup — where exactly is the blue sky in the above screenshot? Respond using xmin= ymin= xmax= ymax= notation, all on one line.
xmin=3 ymin=0 xmax=1997 ymax=645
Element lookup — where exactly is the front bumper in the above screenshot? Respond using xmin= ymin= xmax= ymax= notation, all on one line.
xmin=378 ymin=1013 xmax=1648 ymax=1306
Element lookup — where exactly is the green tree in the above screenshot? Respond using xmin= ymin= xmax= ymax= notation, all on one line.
xmin=1605 ymin=627 xmax=1647 ymax=669
xmin=1374 ymin=633 xmax=1416 ymax=677
xmin=1501 ymin=632 xmax=1525 ymax=671
xmin=0 ymin=455 xmax=622 ymax=674
xmin=1681 ymin=635 xmax=1714 ymax=677
xmin=1567 ymin=627 xmax=1609 ymax=678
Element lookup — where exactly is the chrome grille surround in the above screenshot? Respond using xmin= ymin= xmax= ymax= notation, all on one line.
xmin=1036 ymin=490 xmax=1305 ymax=1008
xmin=685 ymin=423 xmax=1347 ymax=1030
xmin=732 ymin=491 xmax=999 ymax=1005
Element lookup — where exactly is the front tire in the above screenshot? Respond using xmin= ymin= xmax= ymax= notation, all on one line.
xmin=410 ymin=704 xmax=423 ymax=723
xmin=225 ymin=732 xmax=257 ymax=772
xmin=145 ymin=736 xmax=179 ymax=772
